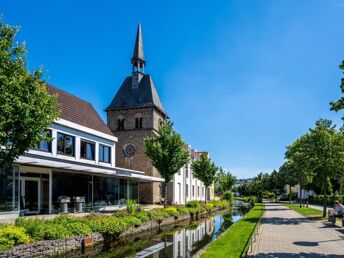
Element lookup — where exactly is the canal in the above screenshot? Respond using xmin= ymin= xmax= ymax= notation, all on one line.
xmin=60 ymin=206 xmax=249 ymax=258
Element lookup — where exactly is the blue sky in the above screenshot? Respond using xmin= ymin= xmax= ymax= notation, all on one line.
xmin=1 ymin=0 xmax=343 ymax=178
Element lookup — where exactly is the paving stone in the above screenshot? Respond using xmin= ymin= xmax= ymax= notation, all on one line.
xmin=253 ymin=203 xmax=344 ymax=257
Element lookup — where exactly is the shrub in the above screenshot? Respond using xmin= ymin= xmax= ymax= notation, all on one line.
xmin=210 ymin=200 xmax=228 ymax=209
xmin=0 ymin=226 xmax=31 ymax=250
xmin=222 ymin=191 xmax=235 ymax=206
xmin=126 ymin=199 xmax=137 ymax=215
xmin=43 ymin=224 xmax=72 ymax=240
xmin=164 ymin=206 xmax=180 ymax=218
xmin=203 ymin=203 xmax=214 ymax=211
xmin=134 ymin=211 xmax=150 ymax=222
xmin=65 ymin=222 xmax=92 ymax=236
xmin=16 ymin=218 xmax=47 ymax=241
xmin=176 ymin=206 xmax=190 ymax=216
xmin=147 ymin=209 xmax=170 ymax=223
xmin=186 ymin=201 xmax=201 ymax=208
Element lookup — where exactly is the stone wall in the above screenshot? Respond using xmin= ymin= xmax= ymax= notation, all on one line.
xmin=0 ymin=233 xmax=103 ymax=258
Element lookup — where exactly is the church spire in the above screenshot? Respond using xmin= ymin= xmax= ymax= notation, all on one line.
xmin=131 ymin=24 xmax=145 ymax=74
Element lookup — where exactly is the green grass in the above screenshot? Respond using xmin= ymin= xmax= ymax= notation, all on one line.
xmin=284 ymin=204 xmax=323 ymax=218
xmin=200 ymin=204 xmax=264 ymax=258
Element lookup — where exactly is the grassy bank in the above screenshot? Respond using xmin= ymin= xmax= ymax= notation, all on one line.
xmin=284 ymin=204 xmax=323 ymax=218
xmin=200 ymin=204 xmax=264 ymax=258
xmin=0 ymin=200 xmax=228 ymax=251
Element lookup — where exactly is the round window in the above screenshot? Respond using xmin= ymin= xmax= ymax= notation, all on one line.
xmin=123 ymin=143 xmax=136 ymax=157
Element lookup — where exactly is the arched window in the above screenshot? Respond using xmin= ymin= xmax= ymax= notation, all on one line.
xmin=134 ymin=113 xmax=143 ymax=129
xmin=117 ymin=115 xmax=124 ymax=130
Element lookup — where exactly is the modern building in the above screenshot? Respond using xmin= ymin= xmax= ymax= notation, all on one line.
xmin=0 ymin=85 xmax=163 ymax=221
xmin=169 ymin=145 xmax=215 ymax=204
xmin=106 ymin=24 xmax=166 ymax=204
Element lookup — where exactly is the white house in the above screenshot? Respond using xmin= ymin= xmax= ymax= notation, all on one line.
xmin=0 ymin=85 xmax=163 ymax=221
xmin=168 ymin=145 xmax=215 ymax=205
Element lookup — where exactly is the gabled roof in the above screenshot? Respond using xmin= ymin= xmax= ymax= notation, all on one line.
xmin=46 ymin=84 xmax=114 ymax=136
xmin=105 ymin=74 xmax=165 ymax=114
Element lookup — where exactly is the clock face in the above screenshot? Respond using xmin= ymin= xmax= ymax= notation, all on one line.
xmin=123 ymin=143 xmax=136 ymax=157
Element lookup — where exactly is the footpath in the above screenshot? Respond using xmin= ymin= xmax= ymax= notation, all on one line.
xmin=253 ymin=203 xmax=344 ymax=257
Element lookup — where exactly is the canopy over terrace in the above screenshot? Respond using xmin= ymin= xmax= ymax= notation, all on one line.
xmin=12 ymin=153 xmax=163 ymax=214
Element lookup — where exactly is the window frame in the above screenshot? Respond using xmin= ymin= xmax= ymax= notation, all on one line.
xmin=56 ymin=132 xmax=75 ymax=157
xmin=80 ymin=139 xmax=95 ymax=161
xmin=33 ymin=129 xmax=52 ymax=152
xmin=99 ymin=144 xmax=111 ymax=163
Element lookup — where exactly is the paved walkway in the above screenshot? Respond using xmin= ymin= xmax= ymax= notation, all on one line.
xmin=253 ymin=203 xmax=344 ymax=257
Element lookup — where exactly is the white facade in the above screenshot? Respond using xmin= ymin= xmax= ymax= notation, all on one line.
xmin=169 ymin=145 xmax=214 ymax=205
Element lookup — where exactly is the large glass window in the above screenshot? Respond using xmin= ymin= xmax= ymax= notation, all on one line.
xmin=93 ymin=176 xmax=119 ymax=206
xmin=119 ymin=179 xmax=128 ymax=202
xmin=57 ymin=132 xmax=75 ymax=156
xmin=0 ymin=166 xmax=19 ymax=212
xmin=80 ymin=140 xmax=95 ymax=160
xmin=128 ymin=180 xmax=138 ymax=201
xmin=34 ymin=130 xmax=52 ymax=152
xmin=52 ymin=172 xmax=92 ymax=210
xmin=99 ymin=144 xmax=111 ymax=163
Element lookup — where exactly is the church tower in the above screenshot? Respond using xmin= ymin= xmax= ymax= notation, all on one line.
xmin=105 ymin=25 xmax=166 ymax=204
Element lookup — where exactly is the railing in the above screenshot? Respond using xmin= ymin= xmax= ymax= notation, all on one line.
xmin=242 ymin=203 xmax=265 ymax=258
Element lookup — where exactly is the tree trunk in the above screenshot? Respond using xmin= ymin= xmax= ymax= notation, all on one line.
xmin=164 ymin=181 xmax=168 ymax=208
xmin=323 ymin=181 xmax=328 ymax=218
xmin=205 ymin=187 xmax=208 ymax=204
xmin=289 ymin=185 xmax=292 ymax=204
xmin=299 ymin=184 xmax=302 ymax=208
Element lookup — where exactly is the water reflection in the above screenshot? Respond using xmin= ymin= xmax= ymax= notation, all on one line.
xmin=61 ymin=208 xmax=247 ymax=258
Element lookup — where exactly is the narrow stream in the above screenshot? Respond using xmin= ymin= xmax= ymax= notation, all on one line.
xmin=60 ymin=206 xmax=249 ymax=258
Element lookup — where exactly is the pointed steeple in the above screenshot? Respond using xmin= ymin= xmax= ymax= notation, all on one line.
xmin=131 ymin=24 xmax=145 ymax=67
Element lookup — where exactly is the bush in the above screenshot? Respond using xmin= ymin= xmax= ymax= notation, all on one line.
xmin=203 ymin=203 xmax=214 ymax=211
xmin=186 ymin=201 xmax=201 ymax=208
xmin=65 ymin=222 xmax=92 ymax=236
xmin=126 ymin=199 xmax=137 ymax=215
xmin=222 ymin=191 xmax=235 ymax=206
xmin=0 ymin=226 xmax=31 ymax=250
xmin=176 ymin=206 xmax=190 ymax=215
xmin=134 ymin=211 xmax=150 ymax=222
xmin=147 ymin=209 xmax=170 ymax=223
xmin=43 ymin=224 xmax=72 ymax=240
xmin=164 ymin=206 xmax=180 ymax=218
xmin=210 ymin=200 xmax=228 ymax=209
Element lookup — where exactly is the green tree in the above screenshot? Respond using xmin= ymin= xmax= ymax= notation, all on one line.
xmin=305 ymin=119 xmax=344 ymax=217
xmin=144 ymin=120 xmax=189 ymax=207
xmin=191 ymin=154 xmax=217 ymax=203
xmin=279 ymin=163 xmax=298 ymax=204
xmin=215 ymin=167 xmax=237 ymax=194
xmin=0 ymin=20 xmax=59 ymax=167
xmin=285 ymin=137 xmax=314 ymax=208
xmin=330 ymin=60 xmax=344 ymax=119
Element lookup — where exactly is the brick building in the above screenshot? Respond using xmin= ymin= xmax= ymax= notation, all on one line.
xmin=105 ymin=25 xmax=166 ymax=203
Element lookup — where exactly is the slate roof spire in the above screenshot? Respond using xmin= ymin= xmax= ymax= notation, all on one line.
xmin=131 ymin=24 xmax=145 ymax=69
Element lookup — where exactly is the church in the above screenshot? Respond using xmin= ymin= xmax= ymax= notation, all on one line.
xmin=106 ymin=25 xmax=214 ymax=204
xmin=105 ymin=25 xmax=166 ymax=204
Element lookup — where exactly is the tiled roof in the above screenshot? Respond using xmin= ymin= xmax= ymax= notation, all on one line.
xmin=46 ymin=84 xmax=114 ymax=136
xmin=105 ymin=74 xmax=165 ymax=114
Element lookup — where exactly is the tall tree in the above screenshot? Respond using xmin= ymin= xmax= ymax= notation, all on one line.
xmin=0 ymin=20 xmax=59 ymax=167
xmin=330 ymin=60 xmax=344 ymax=119
xmin=279 ymin=163 xmax=298 ymax=204
xmin=216 ymin=167 xmax=237 ymax=194
xmin=144 ymin=120 xmax=189 ymax=207
xmin=191 ymin=154 xmax=217 ymax=203
xmin=305 ymin=119 xmax=344 ymax=217
xmin=285 ymin=136 xmax=314 ymax=208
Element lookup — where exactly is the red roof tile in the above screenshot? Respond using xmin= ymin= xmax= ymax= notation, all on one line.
xmin=46 ymin=84 xmax=114 ymax=137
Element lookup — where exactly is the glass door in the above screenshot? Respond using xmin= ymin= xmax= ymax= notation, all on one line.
xmin=20 ymin=178 xmax=40 ymax=214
